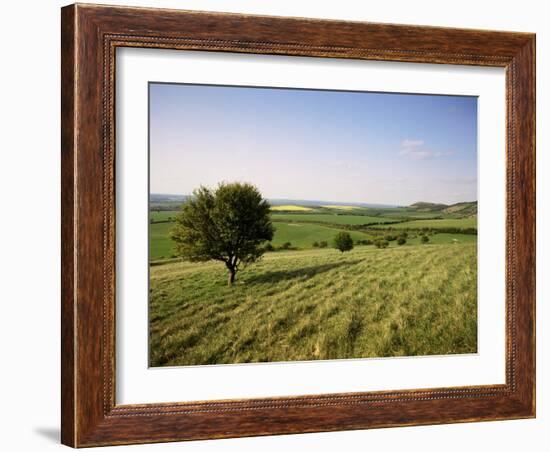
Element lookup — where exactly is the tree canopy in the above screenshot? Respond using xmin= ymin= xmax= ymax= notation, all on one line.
xmin=170 ymin=182 xmax=274 ymax=285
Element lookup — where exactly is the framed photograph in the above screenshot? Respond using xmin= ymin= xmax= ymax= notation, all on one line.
xmin=61 ymin=4 xmax=535 ymax=447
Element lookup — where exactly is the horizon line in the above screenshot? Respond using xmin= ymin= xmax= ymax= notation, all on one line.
xmin=150 ymin=193 xmax=478 ymax=207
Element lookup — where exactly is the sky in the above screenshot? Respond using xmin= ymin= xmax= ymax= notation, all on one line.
xmin=149 ymin=83 xmax=477 ymax=206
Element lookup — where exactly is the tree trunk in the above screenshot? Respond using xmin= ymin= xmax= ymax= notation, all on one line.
xmin=228 ymin=268 xmax=236 ymax=286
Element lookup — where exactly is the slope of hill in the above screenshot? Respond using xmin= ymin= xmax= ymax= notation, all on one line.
xmin=408 ymin=202 xmax=448 ymax=212
xmin=407 ymin=201 xmax=477 ymax=218
xmin=443 ymin=202 xmax=477 ymax=218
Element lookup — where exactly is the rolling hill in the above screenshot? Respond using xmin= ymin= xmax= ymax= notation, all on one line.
xmin=407 ymin=201 xmax=477 ymax=218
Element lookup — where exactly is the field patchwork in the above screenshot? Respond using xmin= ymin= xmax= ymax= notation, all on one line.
xmin=149 ymin=213 xmax=477 ymax=260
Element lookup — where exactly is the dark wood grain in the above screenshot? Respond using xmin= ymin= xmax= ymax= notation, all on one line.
xmin=61 ymin=3 xmax=536 ymax=447
xmin=60 ymin=4 xmax=76 ymax=447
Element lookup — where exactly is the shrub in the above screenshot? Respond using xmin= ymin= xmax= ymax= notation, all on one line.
xmin=384 ymin=234 xmax=397 ymax=242
xmin=374 ymin=239 xmax=389 ymax=249
xmin=318 ymin=241 xmax=328 ymax=248
xmin=280 ymin=242 xmax=292 ymax=250
xmin=356 ymin=239 xmax=373 ymax=246
xmin=421 ymin=235 xmax=430 ymax=244
xmin=333 ymin=232 xmax=354 ymax=253
xmin=264 ymin=243 xmax=275 ymax=252
xmin=397 ymin=237 xmax=406 ymax=245
xmin=312 ymin=241 xmax=319 ymax=248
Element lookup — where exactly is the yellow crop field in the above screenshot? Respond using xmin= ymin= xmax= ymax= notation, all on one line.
xmin=271 ymin=205 xmax=314 ymax=211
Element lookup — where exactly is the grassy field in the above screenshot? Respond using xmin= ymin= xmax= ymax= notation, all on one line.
xmin=149 ymin=243 xmax=477 ymax=366
xmin=149 ymin=221 xmax=372 ymax=259
xmin=376 ymin=217 xmax=477 ymax=229
xmin=404 ymin=233 xmax=476 ymax=245
xmin=270 ymin=223 xmax=370 ymax=248
xmin=272 ymin=213 xmax=399 ymax=225
xmin=149 ymin=222 xmax=176 ymax=259
xmin=150 ymin=210 xmax=179 ymax=222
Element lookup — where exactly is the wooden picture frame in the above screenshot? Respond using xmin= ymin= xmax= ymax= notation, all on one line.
xmin=61 ymin=3 xmax=535 ymax=447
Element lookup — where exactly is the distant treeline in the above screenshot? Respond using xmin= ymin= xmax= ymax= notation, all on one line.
xmin=150 ymin=218 xmax=175 ymax=224
xmin=366 ymin=226 xmax=477 ymax=235
xmin=271 ymin=218 xmax=405 ymax=228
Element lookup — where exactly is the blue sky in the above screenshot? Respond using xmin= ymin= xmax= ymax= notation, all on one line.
xmin=149 ymin=83 xmax=477 ymax=205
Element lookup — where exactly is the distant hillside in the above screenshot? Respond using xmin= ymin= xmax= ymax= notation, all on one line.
xmin=150 ymin=194 xmax=188 ymax=211
xmin=442 ymin=202 xmax=477 ymax=218
xmin=150 ymin=194 xmax=188 ymax=203
xmin=408 ymin=201 xmax=477 ymax=218
xmin=150 ymin=194 xmax=476 ymax=218
xmin=408 ymin=202 xmax=448 ymax=212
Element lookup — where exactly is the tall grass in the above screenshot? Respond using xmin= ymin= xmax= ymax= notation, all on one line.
xmin=149 ymin=244 xmax=477 ymax=366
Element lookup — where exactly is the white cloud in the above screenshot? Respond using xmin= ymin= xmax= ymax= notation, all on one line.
xmin=401 ymin=139 xmax=424 ymax=148
xmin=399 ymin=139 xmax=454 ymax=160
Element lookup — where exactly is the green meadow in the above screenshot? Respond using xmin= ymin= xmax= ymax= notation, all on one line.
xmin=149 ymin=219 xmax=372 ymax=260
xmin=150 ymin=243 xmax=477 ymax=366
xmin=150 ymin=210 xmax=179 ymax=222
xmin=149 ymin=222 xmax=176 ymax=260
xmin=269 ymin=223 xmax=369 ymax=248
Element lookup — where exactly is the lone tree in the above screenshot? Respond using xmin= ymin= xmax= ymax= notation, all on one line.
xmin=170 ymin=182 xmax=274 ymax=286
xmin=333 ymin=232 xmax=354 ymax=253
